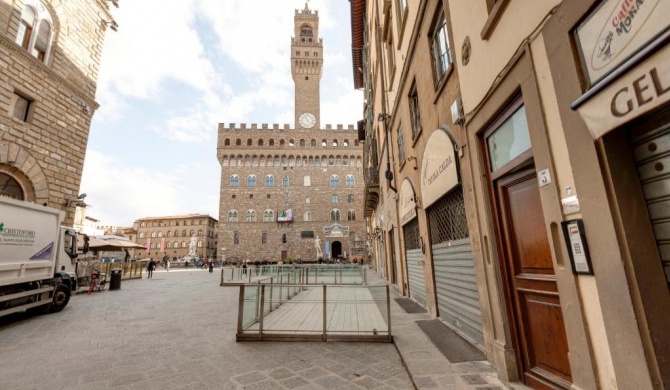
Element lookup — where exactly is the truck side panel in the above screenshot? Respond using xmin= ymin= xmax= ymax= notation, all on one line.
xmin=0 ymin=197 xmax=63 ymax=287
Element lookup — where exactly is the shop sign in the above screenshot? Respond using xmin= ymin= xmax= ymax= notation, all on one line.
xmin=421 ymin=129 xmax=458 ymax=209
xmin=577 ymin=41 xmax=670 ymax=138
xmin=399 ymin=179 xmax=417 ymax=226
xmin=575 ymin=0 xmax=670 ymax=85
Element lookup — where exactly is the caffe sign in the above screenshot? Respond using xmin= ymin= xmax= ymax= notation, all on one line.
xmin=399 ymin=179 xmax=417 ymax=226
xmin=575 ymin=0 xmax=670 ymax=85
xmin=421 ymin=129 xmax=459 ymax=209
xmin=576 ymin=32 xmax=670 ymax=138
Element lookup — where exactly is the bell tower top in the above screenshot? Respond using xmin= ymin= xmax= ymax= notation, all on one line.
xmin=291 ymin=2 xmax=323 ymax=129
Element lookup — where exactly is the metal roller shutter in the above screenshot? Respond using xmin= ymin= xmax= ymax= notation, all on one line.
xmin=432 ymin=239 xmax=484 ymax=346
xmin=631 ymin=124 xmax=670 ymax=288
xmin=428 ymin=187 xmax=484 ymax=346
xmin=403 ymin=218 xmax=426 ymax=307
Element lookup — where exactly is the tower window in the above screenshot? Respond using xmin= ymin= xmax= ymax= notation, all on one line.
xmin=16 ymin=2 xmax=54 ymax=63
xmin=300 ymin=25 xmax=313 ymax=37
xmin=305 ymin=76 xmax=309 ymax=80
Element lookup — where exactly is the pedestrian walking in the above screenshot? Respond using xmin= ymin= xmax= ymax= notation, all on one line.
xmin=209 ymin=261 xmax=214 ymax=273
xmin=166 ymin=258 xmax=171 ymax=271
xmin=147 ymin=258 xmax=156 ymax=279
xmin=185 ymin=260 xmax=189 ymax=269
xmin=163 ymin=253 xmax=169 ymax=269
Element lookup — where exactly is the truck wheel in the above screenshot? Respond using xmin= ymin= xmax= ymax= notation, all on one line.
xmin=49 ymin=284 xmax=71 ymax=313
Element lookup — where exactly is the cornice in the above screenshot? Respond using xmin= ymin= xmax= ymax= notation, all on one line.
xmin=0 ymin=35 xmax=100 ymax=110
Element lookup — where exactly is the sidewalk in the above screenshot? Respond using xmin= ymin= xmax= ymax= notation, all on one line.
xmin=366 ymin=270 xmax=512 ymax=390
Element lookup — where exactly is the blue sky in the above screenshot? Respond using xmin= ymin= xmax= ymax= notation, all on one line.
xmin=81 ymin=0 xmax=363 ymax=226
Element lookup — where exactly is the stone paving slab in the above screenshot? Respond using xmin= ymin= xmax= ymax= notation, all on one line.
xmin=0 ymin=269 xmax=411 ymax=390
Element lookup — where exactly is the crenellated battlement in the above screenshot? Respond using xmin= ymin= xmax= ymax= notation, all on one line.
xmin=218 ymin=123 xmax=357 ymax=132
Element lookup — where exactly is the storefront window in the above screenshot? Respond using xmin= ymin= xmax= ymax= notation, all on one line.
xmin=487 ymin=105 xmax=530 ymax=171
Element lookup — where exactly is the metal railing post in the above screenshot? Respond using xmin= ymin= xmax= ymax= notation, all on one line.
xmin=386 ymin=285 xmax=392 ymax=340
xmin=259 ymin=285 xmax=266 ymax=341
xmin=322 ymin=284 xmax=327 ymax=342
xmin=364 ymin=267 xmax=367 ymax=285
xmin=237 ymin=285 xmax=245 ymax=335
xmin=269 ymin=277 xmax=274 ymax=310
xmin=220 ymin=267 xmax=224 ymax=285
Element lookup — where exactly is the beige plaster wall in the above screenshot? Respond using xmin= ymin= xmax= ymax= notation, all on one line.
xmin=449 ymin=0 xmax=561 ymax=113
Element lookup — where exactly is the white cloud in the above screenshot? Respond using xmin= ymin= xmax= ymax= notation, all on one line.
xmin=81 ymin=150 xmax=219 ymax=226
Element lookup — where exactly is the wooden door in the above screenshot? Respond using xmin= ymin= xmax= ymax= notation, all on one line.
xmin=496 ymin=168 xmax=572 ymax=389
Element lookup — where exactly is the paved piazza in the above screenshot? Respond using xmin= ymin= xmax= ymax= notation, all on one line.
xmin=0 ymin=270 xmax=414 ymax=390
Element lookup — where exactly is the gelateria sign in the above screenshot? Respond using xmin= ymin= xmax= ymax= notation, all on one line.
xmin=576 ymin=32 xmax=670 ymax=138
xmin=399 ymin=179 xmax=417 ymax=226
xmin=421 ymin=129 xmax=458 ymax=209
xmin=575 ymin=0 xmax=670 ymax=85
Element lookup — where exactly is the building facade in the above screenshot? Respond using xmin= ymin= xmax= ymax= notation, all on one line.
xmin=0 ymin=0 xmax=115 ymax=226
xmin=132 ymin=215 xmax=218 ymax=261
xmin=351 ymin=0 xmax=670 ymax=389
xmin=216 ymin=4 xmax=367 ymax=264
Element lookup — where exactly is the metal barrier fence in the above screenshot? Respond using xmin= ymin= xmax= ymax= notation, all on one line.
xmin=99 ymin=261 xmax=146 ymax=280
xmin=220 ymin=265 xmax=367 ymax=285
xmin=236 ymin=283 xmax=391 ymax=342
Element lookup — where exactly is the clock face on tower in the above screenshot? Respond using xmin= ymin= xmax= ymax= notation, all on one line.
xmin=298 ymin=112 xmax=316 ymax=129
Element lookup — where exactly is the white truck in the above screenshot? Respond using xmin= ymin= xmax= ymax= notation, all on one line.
xmin=0 ymin=197 xmax=84 ymax=317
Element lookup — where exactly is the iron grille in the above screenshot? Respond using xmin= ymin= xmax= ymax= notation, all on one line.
xmin=403 ymin=218 xmax=421 ymax=250
xmin=427 ymin=186 xmax=469 ymax=244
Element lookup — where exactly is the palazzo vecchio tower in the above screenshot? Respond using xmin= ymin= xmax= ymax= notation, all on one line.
xmin=216 ymin=3 xmax=366 ymax=263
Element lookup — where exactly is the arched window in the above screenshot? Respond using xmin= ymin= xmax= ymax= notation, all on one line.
xmin=197 ymin=241 xmax=202 ymax=248
xmin=157 ymin=231 xmax=163 ymax=238
xmin=247 ymin=139 xmax=252 ymax=146
xmin=330 ymin=209 xmax=341 ymax=221
xmin=263 ymin=210 xmax=274 ymax=222
xmin=236 ymin=139 xmax=241 ymax=146
xmin=230 ymin=175 xmax=239 ymax=187
xmin=305 ymin=196 xmax=310 ymax=204
xmin=174 ymin=230 xmax=180 ymax=237
xmin=311 ymin=139 xmax=316 ymax=147
xmin=300 ymin=24 xmax=313 ymax=37
xmin=139 ymin=232 xmax=145 ymax=238
xmin=332 ymin=139 xmax=338 ymax=147
xmin=166 ymin=242 xmax=171 ymax=249
xmin=182 ymin=230 xmax=187 ymax=236
xmin=224 ymin=138 xmax=230 ymax=146
xmin=228 ymin=210 xmax=238 ymax=223
xmin=140 ymin=222 xmax=147 ymax=228
xmin=330 ymin=175 xmax=340 ymax=187
xmin=269 ymin=139 xmax=275 ymax=146
xmin=246 ymin=210 xmax=256 ymax=222
xmin=289 ymin=139 xmax=295 ymax=147
xmin=197 ymin=229 xmax=203 ymax=236
xmin=348 ymin=210 xmax=357 ymax=221
xmin=300 ymin=139 xmax=305 ymax=147
xmin=258 ymin=139 xmax=264 ymax=146
xmin=332 ymin=194 xmax=339 ymax=203
xmin=280 ymin=139 xmax=285 ymax=146
xmin=304 ymin=211 xmax=312 ymax=221
xmin=247 ymin=175 xmax=257 ymax=186
xmin=343 ymin=139 xmax=349 ymax=147
xmin=151 ymin=232 xmax=157 ymax=238
xmin=346 ymin=175 xmax=355 ymax=187
xmin=322 ymin=139 xmax=327 ymax=146
xmin=262 ymin=232 xmax=267 ymax=244
xmin=167 ymin=231 xmax=172 ymax=237
xmin=348 ymin=194 xmax=355 ymax=203
xmin=304 ymin=176 xmax=311 ymax=186
xmin=234 ymin=232 xmax=240 ymax=245
xmin=265 ymin=175 xmax=274 ymax=186
xmin=189 ymin=229 xmax=195 ymax=236
xmin=16 ymin=2 xmax=54 ymax=63
xmin=282 ymin=176 xmax=290 ymax=187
